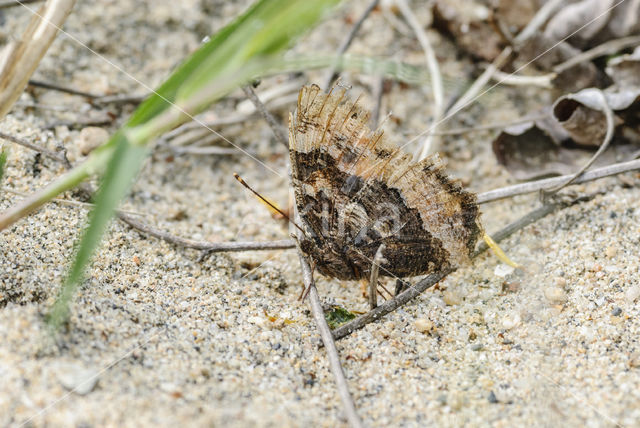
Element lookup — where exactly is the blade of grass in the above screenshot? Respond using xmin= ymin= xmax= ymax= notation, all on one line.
xmin=47 ymin=134 xmax=147 ymax=328
xmin=0 ymin=145 xmax=7 ymax=184
xmin=40 ymin=0 xmax=339 ymax=327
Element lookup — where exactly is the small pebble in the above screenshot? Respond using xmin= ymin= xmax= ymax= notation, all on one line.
xmin=544 ymin=286 xmax=568 ymax=305
xmin=488 ymin=391 xmax=498 ymax=403
xmin=605 ymin=245 xmax=617 ymax=258
xmin=443 ymin=289 xmax=463 ymax=306
xmin=625 ymin=285 xmax=640 ymax=303
xmin=554 ymin=277 xmax=567 ymax=287
xmin=78 ymin=126 xmax=110 ymax=155
xmin=501 ymin=311 xmax=521 ymax=330
xmin=414 ymin=318 xmax=435 ymax=334
xmin=448 ymin=392 xmax=464 ymax=410
xmin=56 ymin=363 xmax=99 ymax=395
xmin=494 ymin=264 xmax=515 ymax=278
xmin=471 ymin=343 xmax=484 ymax=351
xmin=612 ymin=307 xmax=622 ymax=316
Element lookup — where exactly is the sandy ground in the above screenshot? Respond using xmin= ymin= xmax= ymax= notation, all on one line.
xmin=1 ymin=1 xmax=640 ymax=427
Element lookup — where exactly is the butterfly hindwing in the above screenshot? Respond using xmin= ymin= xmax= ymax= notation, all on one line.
xmin=289 ymin=84 xmax=481 ymax=280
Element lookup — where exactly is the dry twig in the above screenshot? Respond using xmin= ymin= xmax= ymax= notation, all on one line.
xmin=3 ymin=187 xmax=145 ymax=217
xmin=370 ymin=76 xmax=385 ymax=127
xmin=322 ymin=0 xmax=380 ymax=90
xmin=242 ymin=86 xmax=288 ymax=148
xmin=478 ymin=158 xmax=640 ymax=203
xmin=297 ymin=246 xmax=363 ymax=428
xmin=118 ymin=212 xmax=295 ymax=252
xmin=0 ymin=131 xmax=69 ymax=166
xmin=446 ymin=47 xmax=513 ymax=117
xmin=94 ymin=93 xmax=147 ymax=106
xmin=28 ymin=79 xmax=102 ymax=98
xmin=395 ymin=0 xmax=444 ymax=159
xmin=553 ymin=34 xmax=640 ymax=74
xmin=368 ymin=244 xmax=385 ymax=310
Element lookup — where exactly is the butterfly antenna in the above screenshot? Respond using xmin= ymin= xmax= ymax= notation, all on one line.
xmin=233 ymin=173 xmax=306 ymax=235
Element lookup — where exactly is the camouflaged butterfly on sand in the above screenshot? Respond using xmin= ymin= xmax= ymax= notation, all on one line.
xmin=288 ymin=84 xmax=481 ymax=281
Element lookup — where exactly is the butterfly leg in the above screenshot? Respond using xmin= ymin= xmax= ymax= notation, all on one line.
xmin=291 ymin=233 xmax=317 ymax=301
xmin=368 ymin=244 xmax=386 ymax=310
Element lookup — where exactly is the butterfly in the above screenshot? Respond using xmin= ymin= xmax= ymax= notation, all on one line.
xmin=288 ymin=84 xmax=481 ymax=281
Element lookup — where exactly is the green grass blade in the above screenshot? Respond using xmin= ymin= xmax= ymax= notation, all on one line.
xmin=47 ymin=0 xmax=340 ymax=328
xmin=47 ymin=134 xmax=147 ymax=328
xmin=0 ymin=146 xmax=7 ymax=184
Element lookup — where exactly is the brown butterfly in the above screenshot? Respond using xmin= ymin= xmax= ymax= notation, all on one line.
xmin=288 ymin=84 xmax=481 ymax=281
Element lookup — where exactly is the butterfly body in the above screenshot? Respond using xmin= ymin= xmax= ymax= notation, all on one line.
xmin=289 ymin=84 xmax=480 ymax=281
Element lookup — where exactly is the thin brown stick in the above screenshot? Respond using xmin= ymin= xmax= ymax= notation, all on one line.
xmin=477 ymin=158 xmax=640 ymax=204
xmin=297 ymin=250 xmax=364 ymax=428
xmin=242 ymin=86 xmax=288 ymax=148
xmin=28 ymin=79 xmax=102 ymax=98
xmin=446 ymin=47 xmax=513 ymax=116
xmin=93 ymin=93 xmax=147 ymax=106
xmin=371 ymin=77 xmax=385 ymax=127
xmin=368 ymin=244 xmax=385 ymax=310
xmin=118 ymin=212 xmax=295 ymax=252
xmin=2 ymin=187 xmax=145 ymax=216
xmin=331 ymin=202 xmax=564 ymax=341
xmin=553 ymin=34 xmax=640 ymax=74
xmin=0 ymin=131 xmax=69 ymax=166
xmin=322 ymin=0 xmax=380 ymax=90
xmin=44 ymin=116 xmax=113 ymax=130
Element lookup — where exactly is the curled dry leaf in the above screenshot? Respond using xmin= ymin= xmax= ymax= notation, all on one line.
xmin=606 ymin=46 xmax=640 ymax=87
xmin=543 ymin=0 xmax=614 ymax=47
xmin=431 ymin=0 xmax=505 ymax=62
xmin=493 ymin=118 xmax=593 ymax=180
xmin=554 ymin=89 xmax=611 ymax=146
xmin=494 ymin=86 xmax=640 ymax=180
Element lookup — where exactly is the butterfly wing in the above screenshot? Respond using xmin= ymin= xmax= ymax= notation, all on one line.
xmin=289 ymin=84 xmax=481 ymax=280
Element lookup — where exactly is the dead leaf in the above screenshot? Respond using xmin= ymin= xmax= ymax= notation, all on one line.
xmin=494 ymin=87 xmax=640 ymax=180
xmin=519 ymin=34 xmax=601 ymax=91
xmin=432 ymin=0 xmax=504 ymax=61
xmin=553 ymin=88 xmax=618 ymax=146
xmin=493 ymin=120 xmax=591 ymax=180
xmin=544 ymin=0 xmax=614 ymax=47
xmin=606 ymin=46 xmax=640 ymax=87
